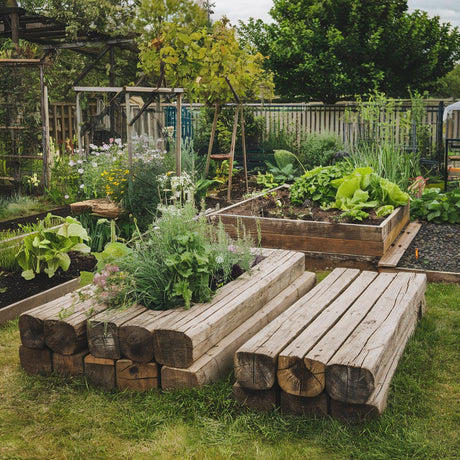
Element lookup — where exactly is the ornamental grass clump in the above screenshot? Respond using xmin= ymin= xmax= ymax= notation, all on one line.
xmin=95 ymin=204 xmax=256 ymax=311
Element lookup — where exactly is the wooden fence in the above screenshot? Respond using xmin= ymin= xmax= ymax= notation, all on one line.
xmin=49 ymin=101 xmax=460 ymax=154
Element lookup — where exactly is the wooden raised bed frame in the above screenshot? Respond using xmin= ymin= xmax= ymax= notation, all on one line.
xmin=208 ymin=187 xmax=410 ymax=258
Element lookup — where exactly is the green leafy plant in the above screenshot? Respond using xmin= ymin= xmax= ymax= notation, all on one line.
xmin=410 ymin=188 xmax=460 ymax=224
xmin=291 ymin=164 xmax=410 ymax=221
xmin=15 ymin=215 xmax=91 ymax=280
xmin=298 ymin=132 xmax=343 ymax=170
xmin=255 ymin=172 xmax=280 ymax=189
xmin=291 ymin=163 xmax=352 ymax=205
xmin=118 ymin=204 xmax=255 ymax=310
xmin=265 ymin=150 xmax=303 ymax=183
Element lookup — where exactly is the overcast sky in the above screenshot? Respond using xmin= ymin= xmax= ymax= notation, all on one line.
xmin=210 ymin=0 xmax=460 ymax=29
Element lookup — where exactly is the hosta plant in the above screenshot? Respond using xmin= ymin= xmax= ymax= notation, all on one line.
xmin=16 ymin=215 xmax=91 ymax=280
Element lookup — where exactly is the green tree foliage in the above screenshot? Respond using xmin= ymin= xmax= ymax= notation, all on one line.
xmin=16 ymin=1 xmax=140 ymax=100
xmin=137 ymin=0 xmax=274 ymax=104
xmin=19 ymin=0 xmax=138 ymax=38
xmin=433 ymin=64 xmax=460 ymax=99
xmin=239 ymin=0 xmax=460 ymax=102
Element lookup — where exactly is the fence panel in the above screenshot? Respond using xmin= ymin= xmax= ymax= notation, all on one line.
xmin=49 ymin=101 xmax=460 ymax=158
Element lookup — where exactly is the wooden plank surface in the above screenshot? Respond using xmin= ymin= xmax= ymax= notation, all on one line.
xmin=277 ymin=271 xmax=380 ymax=397
xmin=87 ymin=304 xmax=146 ymax=359
xmin=116 ymin=359 xmax=159 ymax=391
xmin=160 ymin=271 xmax=316 ymax=389
xmin=19 ymin=345 xmax=53 ymax=375
xmin=153 ymin=249 xmax=305 ymax=368
xmin=329 ymin=321 xmax=411 ymax=422
xmin=279 ymin=272 xmax=397 ymax=398
xmin=18 ymin=286 xmax=92 ymax=349
xmin=280 ymin=391 xmax=329 ymax=417
xmin=378 ymin=221 xmax=422 ymax=268
xmin=232 ymin=383 xmax=279 ymax=412
xmin=53 ymin=349 xmax=88 ymax=376
xmin=234 ymin=268 xmax=360 ymax=390
xmin=84 ymin=355 xmax=116 ymax=389
xmin=326 ymin=272 xmax=426 ymax=404
xmin=44 ymin=293 xmax=106 ymax=355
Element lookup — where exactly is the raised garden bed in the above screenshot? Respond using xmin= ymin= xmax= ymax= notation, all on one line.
xmin=18 ymin=248 xmax=316 ymax=391
xmin=208 ymin=186 xmax=410 ymax=261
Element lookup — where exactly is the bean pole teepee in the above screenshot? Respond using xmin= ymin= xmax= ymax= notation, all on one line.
xmin=137 ymin=3 xmax=274 ymax=199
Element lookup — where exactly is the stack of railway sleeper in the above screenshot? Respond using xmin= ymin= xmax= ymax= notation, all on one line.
xmin=233 ymin=268 xmax=427 ymax=422
xmin=19 ymin=249 xmax=317 ymax=392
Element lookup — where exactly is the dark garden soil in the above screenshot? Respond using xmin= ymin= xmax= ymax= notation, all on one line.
xmin=0 ymin=252 xmax=96 ymax=309
xmin=216 ymin=186 xmax=385 ymax=225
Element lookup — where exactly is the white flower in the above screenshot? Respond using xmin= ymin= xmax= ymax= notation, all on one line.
xmin=80 ymin=184 xmax=85 ymax=189
xmin=216 ymin=255 xmax=225 ymax=264
xmin=68 ymin=160 xmax=76 ymax=167
xmin=77 ymin=159 xmax=83 ymax=164
xmin=78 ymin=168 xmax=84 ymax=174
xmin=64 ymin=194 xmax=69 ymax=199
xmin=92 ymin=162 xmax=98 ymax=168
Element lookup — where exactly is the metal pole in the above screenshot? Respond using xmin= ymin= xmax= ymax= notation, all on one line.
xmin=176 ymin=93 xmax=182 ymax=176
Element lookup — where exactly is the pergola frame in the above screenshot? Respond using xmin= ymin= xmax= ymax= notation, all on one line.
xmin=74 ymin=86 xmax=184 ymax=175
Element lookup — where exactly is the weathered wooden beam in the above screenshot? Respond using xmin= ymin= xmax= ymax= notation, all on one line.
xmin=234 ymin=268 xmax=360 ymax=390
xmin=153 ymin=250 xmax=305 ymax=369
xmin=19 ymin=345 xmax=52 ymax=375
xmin=84 ymin=355 xmax=116 ymax=389
xmin=116 ymin=359 xmax=159 ymax=391
xmin=232 ymin=383 xmax=279 ymax=412
xmin=326 ymin=272 xmax=426 ymax=404
xmin=160 ymin=271 xmax=316 ymax=390
xmin=280 ymin=391 xmax=329 ymax=418
xmin=87 ymin=304 xmax=146 ymax=359
xmin=277 ymin=271 xmax=387 ymax=397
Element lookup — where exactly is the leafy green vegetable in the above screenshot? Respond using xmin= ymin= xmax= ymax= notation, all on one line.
xmin=410 ymin=188 xmax=460 ymax=224
xmin=15 ymin=214 xmax=91 ymax=280
xmin=291 ymin=163 xmax=409 ymax=221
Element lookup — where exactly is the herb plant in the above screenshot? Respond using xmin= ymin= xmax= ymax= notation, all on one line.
xmin=116 ymin=204 xmax=255 ymax=310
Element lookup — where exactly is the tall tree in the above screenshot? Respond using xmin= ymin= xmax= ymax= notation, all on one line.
xmin=240 ymin=0 xmax=460 ymax=103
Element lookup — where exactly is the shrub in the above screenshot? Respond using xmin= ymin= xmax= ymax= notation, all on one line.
xmin=297 ymin=132 xmax=343 ymax=170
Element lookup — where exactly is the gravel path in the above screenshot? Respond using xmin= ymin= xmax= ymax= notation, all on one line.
xmin=398 ymin=223 xmax=460 ymax=273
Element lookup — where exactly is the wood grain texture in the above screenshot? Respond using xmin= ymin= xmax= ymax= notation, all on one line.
xmin=18 ymin=286 xmax=93 ymax=349
xmin=280 ymin=391 xmax=329 ymax=417
xmin=161 ymin=271 xmax=316 ymax=390
xmin=378 ymin=221 xmax=421 ymax=268
xmin=53 ymin=349 xmax=88 ymax=376
xmin=232 ymin=382 xmax=279 ymax=412
xmin=19 ymin=345 xmax=53 ymax=375
xmin=153 ymin=249 xmax=305 ymax=368
xmin=116 ymin=359 xmax=159 ymax=391
xmin=234 ymin=268 xmax=361 ymax=390
xmin=119 ymin=309 xmax=189 ymax=363
xmin=87 ymin=304 xmax=146 ymax=359
xmin=326 ymin=272 xmax=426 ymax=404
xmin=44 ymin=294 xmax=106 ymax=355
xmin=277 ymin=271 xmax=390 ymax=397
xmin=84 ymin=354 xmax=116 ymax=389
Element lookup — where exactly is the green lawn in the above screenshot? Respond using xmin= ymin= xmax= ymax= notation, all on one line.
xmin=0 ymin=281 xmax=458 ymax=460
